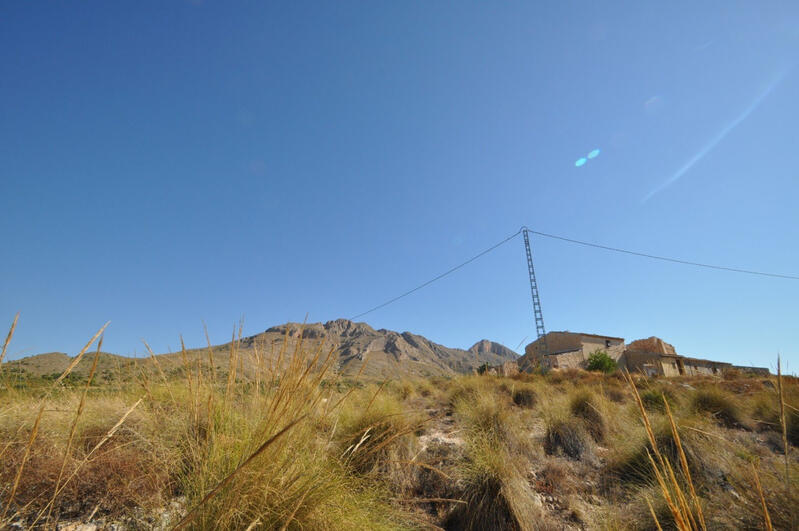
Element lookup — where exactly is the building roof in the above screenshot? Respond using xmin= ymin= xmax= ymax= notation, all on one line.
xmin=549 ymin=331 xmax=625 ymax=342
xmin=681 ymin=357 xmax=731 ymax=367
xmin=624 ymin=350 xmax=680 ymax=358
xmin=544 ymin=347 xmax=582 ymax=357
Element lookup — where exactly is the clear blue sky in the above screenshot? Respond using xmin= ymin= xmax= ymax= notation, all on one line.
xmin=2 ymin=2 xmax=798 ymax=372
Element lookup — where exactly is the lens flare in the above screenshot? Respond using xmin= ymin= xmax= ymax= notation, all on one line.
xmin=588 ymin=149 xmax=600 ymax=159
xmin=575 ymin=158 xmax=587 ymax=167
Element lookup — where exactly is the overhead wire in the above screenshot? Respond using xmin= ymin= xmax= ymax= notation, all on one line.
xmin=349 ymin=226 xmax=799 ymax=320
xmin=349 ymin=229 xmax=523 ymax=319
xmin=525 ymin=228 xmax=799 ymax=281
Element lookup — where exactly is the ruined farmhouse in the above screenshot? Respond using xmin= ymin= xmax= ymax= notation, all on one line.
xmin=519 ymin=331 xmax=768 ymax=376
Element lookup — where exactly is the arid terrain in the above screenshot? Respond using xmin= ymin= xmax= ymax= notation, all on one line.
xmin=1 ymin=319 xmax=797 ymax=530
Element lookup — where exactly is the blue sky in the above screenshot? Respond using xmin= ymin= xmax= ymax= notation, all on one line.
xmin=2 ymin=2 xmax=798 ymax=372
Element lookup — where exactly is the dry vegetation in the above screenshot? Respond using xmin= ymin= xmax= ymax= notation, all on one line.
xmin=1 ymin=317 xmax=797 ymax=530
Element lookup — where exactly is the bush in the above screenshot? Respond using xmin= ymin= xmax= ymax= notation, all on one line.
xmin=586 ymin=350 xmax=617 ymax=374
xmin=476 ymin=363 xmax=491 ymax=375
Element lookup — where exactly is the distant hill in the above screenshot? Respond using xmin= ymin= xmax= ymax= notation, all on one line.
xmin=2 ymin=319 xmax=518 ymax=381
xmin=2 ymin=351 xmax=136 ymax=382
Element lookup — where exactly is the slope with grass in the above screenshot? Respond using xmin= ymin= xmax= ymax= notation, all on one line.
xmin=1 ymin=318 xmax=797 ymax=530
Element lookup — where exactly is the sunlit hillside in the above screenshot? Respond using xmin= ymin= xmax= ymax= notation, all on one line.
xmin=1 ymin=321 xmax=796 ymax=530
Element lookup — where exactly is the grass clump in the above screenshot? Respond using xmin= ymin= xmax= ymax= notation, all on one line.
xmin=511 ymin=385 xmax=537 ymax=409
xmin=569 ymin=390 xmax=606 ymax=443
xmin=544 ymin=418 xmax=590 ymax=460
xmin=640 ymin=387 xmax=678 ymax=413
xmin=444 ymin=434 xmax=541 ymax=531
xmin=692 ymin=387 xmax=745 ymax=428
xmin=338 ymin=391 xmax=421 ymax=489
xmin=453 ymin=386 xmax=514 ymax=444
xmin=604 ymin=385 xmax=627 ymax=404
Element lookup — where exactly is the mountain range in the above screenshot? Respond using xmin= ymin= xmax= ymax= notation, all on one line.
xmin=2 ymin=319 xmax=518 ymax=380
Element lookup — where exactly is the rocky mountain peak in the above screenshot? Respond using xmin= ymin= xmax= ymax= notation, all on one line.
xmin=468 ymin=339 xmax=519 ymax=359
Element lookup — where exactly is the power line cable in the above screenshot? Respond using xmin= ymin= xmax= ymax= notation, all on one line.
xmin=524 ymin=227 xmax=799 ymax=281
xmin=350 ymin=226 xmax=799 ymax=321
xmin=349 ymin=229 xmax=523 ymax=320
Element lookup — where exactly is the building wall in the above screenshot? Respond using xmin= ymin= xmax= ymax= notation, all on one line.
xmin=683 ymin=364 xmax=714 ymax=376
xmin=498 ymin=361 xmax=519 ymax=377
xmin=682 ymin=360 xmax=730 ymax=377
xmin=732 ymin=365 xmax=769 ymax=376
xmin=660 ymin=358 xmax=682 ymax=377
xmin=524 ymin=332 xmax=585 ymax=368
xmin=621 ymin=350 xmax=665 ymax=376
xmin=524 ymin=332 xmax=583 ymax=358
xmin=580 ymin=336 xmax=625 ymax=361
xmin=548 ymin=350 xmax=586 ymax=369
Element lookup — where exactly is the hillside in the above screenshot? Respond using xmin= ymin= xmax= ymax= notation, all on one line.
xmin=3 ymin=319 xmax=518 ymax=380
xmin=3 ymin=351 xmax=135 ymax=382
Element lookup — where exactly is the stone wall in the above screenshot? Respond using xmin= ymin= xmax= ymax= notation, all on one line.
xmin=580 ymin=336 xmax=625 ymax=361
xmin=621 ymin=350 xmax=664 ymax=376
xmin=548 ymin=349 xmax=587 ymax=369
xmin=681 ymin=358 xmax=730 ymax=376
xmin=732 ymin=365 xmax=770 ymax=376
xmin=498 ymin=361 xmax=519 ymax=377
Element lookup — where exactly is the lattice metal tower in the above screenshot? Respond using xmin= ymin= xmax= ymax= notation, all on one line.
xmin=523 ymin=228 xmax=548 ymax=356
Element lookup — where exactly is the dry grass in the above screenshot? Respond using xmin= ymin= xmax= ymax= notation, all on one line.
xmin=544 ymin=418 xmax=590 ymax=460
xmin=2 ymin=317 xmax=797 ymax=530
xmin=444 ymin=434 xmax=541 ymax=531
xmin=569 ymin=390 xmax=606 ymax=443
xmin=691 ymin=387 xmax=746 ymax=429
xmin=0 ymin=320 xmax=411 ymax=530
xmin=511 ymin=385 xmax=538 ymax=409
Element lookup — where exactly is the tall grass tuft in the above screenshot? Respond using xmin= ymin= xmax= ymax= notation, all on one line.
xmin=691 ymin=387 xmax=744 ymax=429
xmin=445 ymin=435 xmax=540 ymax=531
xmin=569 ymin=390 xmax=606 ymax=443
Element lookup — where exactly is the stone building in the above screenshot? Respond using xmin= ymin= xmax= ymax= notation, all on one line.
xmin=622 ymin=350 xmax=682 ymax=377
xmin=521 ymin=331 xmax=625 ymax=370
xmin=621 ymin=336 xmax=682 ymax=377
xmin=520 ymin=332 xmax=769 ymax=377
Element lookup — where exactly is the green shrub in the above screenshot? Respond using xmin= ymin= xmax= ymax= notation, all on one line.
xmin=586 ymin=350 xmax=617 ymax=374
